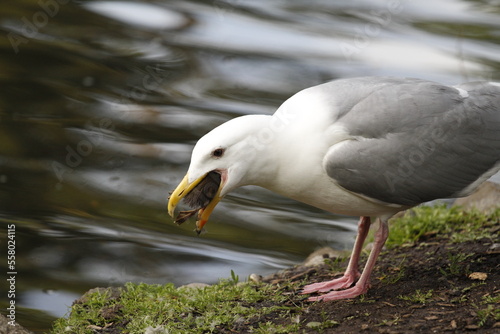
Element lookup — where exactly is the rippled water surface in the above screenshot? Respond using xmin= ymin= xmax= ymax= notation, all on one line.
xmin=1 ymin=0 xmax=500 ymax=331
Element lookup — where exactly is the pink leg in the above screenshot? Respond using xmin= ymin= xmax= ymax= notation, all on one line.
xmin=301 ymin=216 xmax=371 ymax=294
xmin=308 ymin=218 xmax=389 ymax=301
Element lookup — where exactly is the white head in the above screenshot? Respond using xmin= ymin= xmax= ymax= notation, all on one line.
xmin=167 ymin=115 xmax=272 ymax=233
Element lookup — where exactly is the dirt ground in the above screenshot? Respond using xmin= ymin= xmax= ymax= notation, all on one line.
xmin=247 ymin=229 xmax=500 ymax=333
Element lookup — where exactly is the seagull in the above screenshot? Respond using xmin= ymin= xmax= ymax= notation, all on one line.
xmin=167 ymin=77 xmax=500 ymax=301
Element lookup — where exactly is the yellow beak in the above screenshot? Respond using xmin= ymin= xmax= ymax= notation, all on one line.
xmin=167 ymin=174 xmax=196 ymax=217
xmin=167 ymin=173 xmax=223 ymax=234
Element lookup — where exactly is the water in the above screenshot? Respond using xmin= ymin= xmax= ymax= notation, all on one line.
xmin=1 ymin=0 xmax=499 ymax=332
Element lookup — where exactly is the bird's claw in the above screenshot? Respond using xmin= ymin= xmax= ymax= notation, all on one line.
xmin=301 ymin=273 xmax=358 ymax=294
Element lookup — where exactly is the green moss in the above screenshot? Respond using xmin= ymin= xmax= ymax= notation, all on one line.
xmin=438 ymin=252 xmax=474 ymax=277
xmin=475 ymin=291 xmax=500 ymax=327
xmin=397 ymin=289 xmax=435 ymax=304
xmin=51 ymin=280 xmax=301 ymax=334
xmin=386 ymin=205 xmax=499 ymax=248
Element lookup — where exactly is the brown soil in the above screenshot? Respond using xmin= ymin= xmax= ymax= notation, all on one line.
xmin=248 ymin=231 xmax=500 ymax=333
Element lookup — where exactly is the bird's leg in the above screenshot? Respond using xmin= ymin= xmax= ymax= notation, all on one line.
xmin=308 ymin=218 xmax=389 ymax=301
xmin=301 ymin=216 xmax=371 ymax=294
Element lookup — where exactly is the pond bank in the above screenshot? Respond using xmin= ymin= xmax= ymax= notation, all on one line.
xmin=5 ymin=184 xmax=500 ymax=334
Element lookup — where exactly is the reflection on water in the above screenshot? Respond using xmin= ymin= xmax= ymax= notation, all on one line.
xmin=1 ymin=0 xmax=500 ymax=331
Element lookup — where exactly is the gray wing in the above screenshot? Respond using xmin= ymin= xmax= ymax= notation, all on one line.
xmin=324 ymin=77 xmax=500 ymax=206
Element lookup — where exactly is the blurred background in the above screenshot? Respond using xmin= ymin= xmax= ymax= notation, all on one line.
xmin=0 ymin=0 xmax=499 ymax=332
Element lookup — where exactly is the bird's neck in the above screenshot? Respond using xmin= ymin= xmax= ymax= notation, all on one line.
xmin=240 ymin=114 xmax=327 ymax=195
xmin=240 ymin=110 xmax=340 ymax=209
xmin=236 ymin=116 xmax=282 ymax=187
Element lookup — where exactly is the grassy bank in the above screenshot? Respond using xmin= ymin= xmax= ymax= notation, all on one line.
xmin=50 ymin=205 xmax=500 ymax=333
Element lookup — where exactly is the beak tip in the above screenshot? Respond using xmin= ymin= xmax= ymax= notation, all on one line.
xmin=167 ymin=174 xmax=190 ymax=219
xmin=167 ymin=202 xmax=175 ymax=218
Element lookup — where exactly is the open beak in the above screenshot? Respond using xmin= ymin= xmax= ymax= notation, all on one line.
xmin=167 ymin=173 xmax=223 ymax=234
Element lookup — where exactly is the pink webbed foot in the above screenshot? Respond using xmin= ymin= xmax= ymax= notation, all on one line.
xmin=307 ymin=282 xmax=369 ymax=302
xmin=300 ymin=272 xmax=360 ymax=294
xmin=303 ymin=217 xmax=389 ymax=302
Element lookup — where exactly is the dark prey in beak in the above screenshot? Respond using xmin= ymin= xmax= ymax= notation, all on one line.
xmin=174 ymin=171 xmax=222 ymax=225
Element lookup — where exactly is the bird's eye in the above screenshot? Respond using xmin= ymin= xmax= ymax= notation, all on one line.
xmin=211 ymin=148 xmax=225 ymax=158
